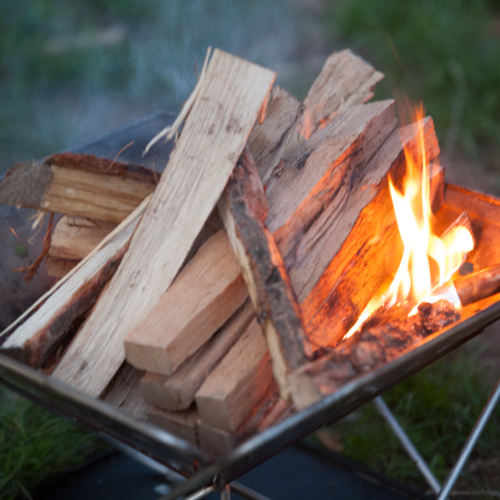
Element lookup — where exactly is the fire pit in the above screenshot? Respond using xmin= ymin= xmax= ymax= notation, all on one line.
xmin=0 ymin=48 xmax=499 ymax=499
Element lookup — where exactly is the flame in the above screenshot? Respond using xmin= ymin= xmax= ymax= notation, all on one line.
xmin=10 ymin=228 xmax=20 ymax=241
xmin=344 ymin=105 xmax=474 ymax=339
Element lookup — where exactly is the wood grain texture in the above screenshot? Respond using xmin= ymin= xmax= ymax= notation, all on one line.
xmin=0 ymin=153 xmax=159 ymax=223
xmin=124 ymin=230 xmax=249 ymax=375
xmin=301 ymin=118 xmax=441 ymax=349
xmin=248 ymin=86 xmax=304 ymax=184
xmin=147 ymin=405 xmax=200 ymax=446
xmin=52 ymin=50 xmax=275 ymax=397
xmin=101 ymin=363 xmax=149 ymax=420
xmin=219 ymin=147 xmax=310 ymax=399
xmin=140 ymin=300 xmax=254 ymax=411
xmin=300 ymin=49 xmax=384 ymax=138
xmin=195 ymin=318 xmax=276 ymax=433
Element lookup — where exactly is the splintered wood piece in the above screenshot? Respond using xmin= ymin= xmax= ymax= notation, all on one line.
xmin=301 ymin=118 xmax=441 ymax=349
xmin=248 ymin=86 xmax=304 ymax=184
xmin=267 ymin=100 xmax=396 ymax=295
xmin=147 ymin=405 xmax=200 ymax=446
xmin=52 ymin=50 xmax=276 ymax=398
xmin=45 ymin=256 xmax=78 ymax=279
xmin=101 ymin=363 xmax=149 ymax=420
xmin=301 ymin=49 xmax=384 ymax=138
xmin=197 ymin=392 xmax=292 ymax=457
xmin=124 ymin=230 xmax=248 ymax=375
xmin=195 ymin=318 xmax=276 ymax=433
xmin=0 ymin=153 xmax=159 ymax=223
xmin=49 ymin=216 xmax=117 ymax=261
xmin=0 ymin=198 xmax=148 ymax=367
xmin=140 ymin=300 xmax=254 ymax=411
xmin=219 ymin=147 xmax=309 ymax=399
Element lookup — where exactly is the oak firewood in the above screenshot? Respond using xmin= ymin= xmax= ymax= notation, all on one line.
xmin=52 ymin=50 xmax=276 ymax=398
xmin=140 ymin=300 xmax=254 ymax=411
xmin=0 ymin=153 xmax=159 ymax=223
xmin=195 ymin=318 xmax=276 ymax=433
xmin=147 ymin=405 xmax=200 ymax=446
xmin=301 ymin=118 xmax=441 ymax=349
xmin=219 ymin=147 xmax=310 ymax=399
xmin=300 ymin=49 xmax=384 ymax=138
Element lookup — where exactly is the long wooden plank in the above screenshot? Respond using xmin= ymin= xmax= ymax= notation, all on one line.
xmin=52 ymin=50 xmax=275 ymax=397
xmin=124 ymin=230 xmax=248 ymax=375
xmin=0 ymin=153 xmax=159 ymax=223
xmin=195 ymin=318 xmax=276 ymax=433
xmin=140 ymin=300 xmax=254 ymax=411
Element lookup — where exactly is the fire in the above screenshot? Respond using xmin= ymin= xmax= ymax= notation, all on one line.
xmin=344 ymin=105 xmax=474 ymax=339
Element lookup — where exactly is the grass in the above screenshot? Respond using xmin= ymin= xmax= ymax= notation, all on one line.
xmin=317 ymin=344 xmax=500 ymax=492
xmin=328 ymin=0 xmax=500 ymax=170
xmin=0 ymin=387 xmax=104 ymax=500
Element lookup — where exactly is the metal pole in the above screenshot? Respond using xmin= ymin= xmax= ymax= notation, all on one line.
xmin=183 ymin=485 xmax=217 ymax=500
xmin=374 ymin=396 xmax=441 ymax=494
xmin=231 ymin=482 xmax=273 ymax=500
xmin=221 ymin=484 xmax=231 ymax=500
xmin=437 ymin=377 xmax=500 ymax=500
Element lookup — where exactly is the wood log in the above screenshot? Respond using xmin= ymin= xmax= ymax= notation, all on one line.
xmin=248 ymin=86 xmax=303 ymax=184
xmin=0 ymin=153 xmax=159 ymax=223
xmin=197 ymin=392 xmax=292 ymax=457
xmin=0 ymin=197 xmax=150 ymax=367
xmin=219 ymin=147 xmax=310 ymax=399
xmin=147 ymin=405 xmax=200 ymax=446
xmin=124 ymin=230 xmax=248 ymax=375
xmin=45 ymin=256 xmax=78 ymax=279
xmin=267 ymin=99 xmax=397 ymax=301
xmin=195 ymin=318 xmax=276 ymax=433
xmin=140 ymin=300 xmax=254 ymax=411
xmin=101 ymin=363 xmax=149 ymax=420
xmin=49 ymin=216 xmax=117 ymax=261
xmin=301 ymin=118 xmax=441 ymax=349
xmin=300 ymin=49 xmax=384 ymax=138
xmin=454 ymin=262 xmax=500 ymax=306
xmin=52 ymin=50 xmax=276 ymax=398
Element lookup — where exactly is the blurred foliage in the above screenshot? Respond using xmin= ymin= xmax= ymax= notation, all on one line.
xmin=329 ymin=0 xmax=500 ymax=166
xmin=321 ymin=345 xmax=500 ymax=490
xmin=0 ymin=387 xmax=104 ymax=500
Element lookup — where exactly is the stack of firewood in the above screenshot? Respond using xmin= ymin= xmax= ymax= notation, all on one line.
xmin=0 ymin=48 xmax=456 ymax=456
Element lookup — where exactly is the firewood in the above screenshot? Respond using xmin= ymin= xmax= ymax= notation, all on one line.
xmin=195 ymin=318 xmax=276 ymax=433
xmin=454 ymin=262 xmax=500 ymax=306
xmin=219 ymin=146 xmax=310 ymax=400
xmin=300 ymin=49 xmax=384 ymax=138
xmin=101 ymin=363 xmax=149 ymax=420
xmin=248 ymin=86 xmax=303 ymax=184
xmin=301 ymin=118 xmax=441 ymax=349
xmin=0 ymin=153 xmax=159 ymax=223
xmin=197 ymin=392 xmax=292 ymax=457
xmin=45 ymin=256 xmax=78 ymax=279
xmin=0 ymin=197 xmax=149 ymax=367
xmin=140 ymin=300 xmax=254 ymax=411
xmin=147 ymin=405 xmax=200 ymax=446
xmin=52 ymin=50 xmax=276 ymax=398
xmin=49 ymin=216 xmax=117 ymax=261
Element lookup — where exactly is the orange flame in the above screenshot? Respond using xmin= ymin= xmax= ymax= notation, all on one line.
xmin=344 ymin=105 xmax=474 ymax=339
xmin=10 ymin=228 xmax=20 ymax=241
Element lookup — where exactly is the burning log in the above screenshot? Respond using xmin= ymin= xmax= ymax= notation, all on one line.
xmin=139 ymin=300 xmax=254 ymax=411
xmin=195 ymin=318 xmax=276 ymax=433
xmin=454 ymin=262 xmax=500 ymax=306
xmin=51 ymin=50 xmax=276 ymax=398
xmin=124 ymin=230 xmax=248 ymax=376
xmin=0 ymin=153 xmax=159 ymax=224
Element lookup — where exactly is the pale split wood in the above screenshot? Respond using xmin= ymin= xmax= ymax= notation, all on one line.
xmin=195 ymin=317 xmax=276 ymax=433
xmin=218 ymin=147 xmax=309 ymax=399
xmin=52 ymin=49 xmax=276 ymax=397
xmin=124 ymin=230 xmax=249 ymax=376
xmin=300 ymin=49 xmax=384 ymax=138
xmin=140 ymin=300 xmax=255 ymax=411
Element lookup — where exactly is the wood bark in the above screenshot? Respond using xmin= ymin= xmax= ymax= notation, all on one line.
xmin=140 ymin=300 xmax=254 ymax=411
xmin=219 ymin=147 xmax=310 ymax=399
xmin=301 ymin=118 xmax=441 ymax=350
xmin=52 ymin=50 xmax=275 ymax=398
xmin=195 ymin=318 xmax=276 ymax=433
xmin=0 ymin=153 xmax=159 ymax=223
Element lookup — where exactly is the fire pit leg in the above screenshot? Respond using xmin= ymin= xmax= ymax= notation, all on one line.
xmin=374 ymin=396 xmax=441 ymax=494
xmin=436 ymin=377 xmax=500 ymax=500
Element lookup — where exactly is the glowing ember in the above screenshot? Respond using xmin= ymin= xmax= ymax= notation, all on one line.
xmin=10 ymin=227 xmax=20 ymax=241
xmin=344 ymin=105 xmax=474 ymax=339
